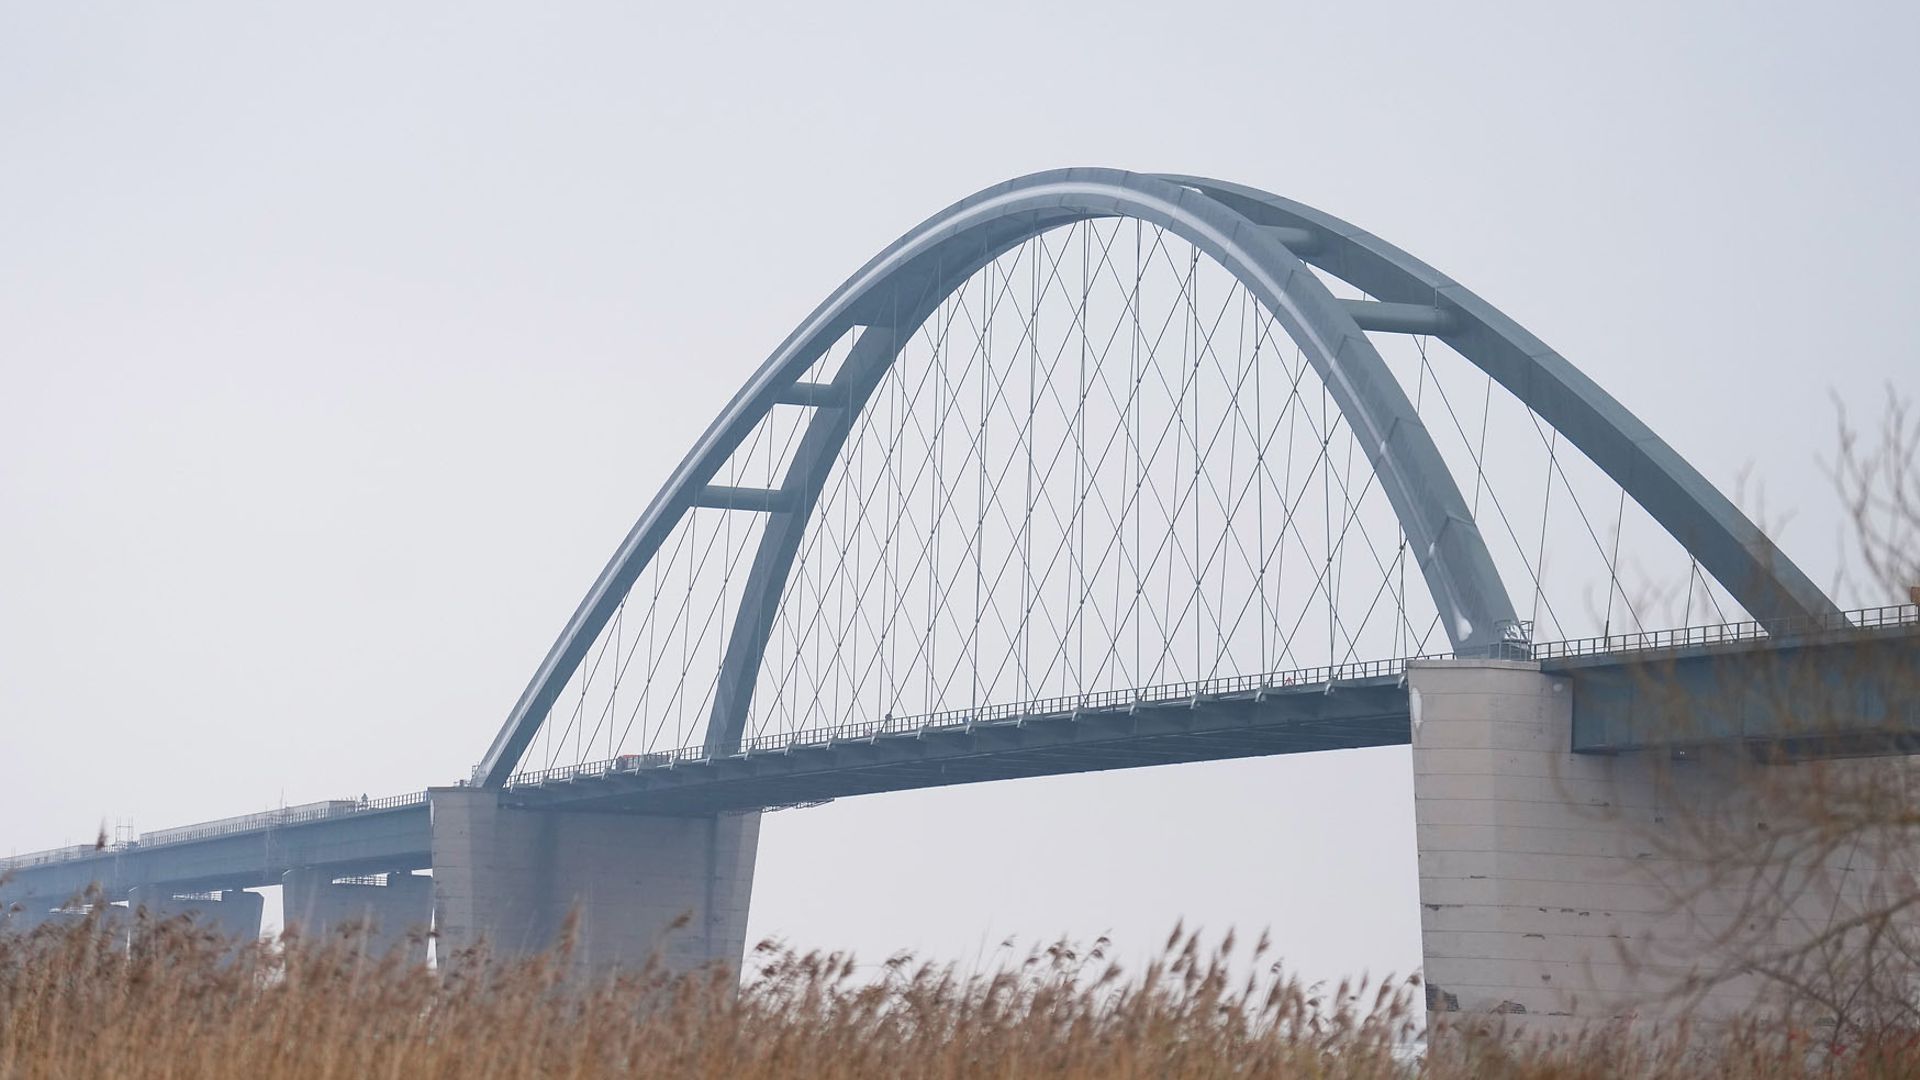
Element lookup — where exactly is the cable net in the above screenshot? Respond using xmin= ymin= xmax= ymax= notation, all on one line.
xmin=517 ymin=220 xmax=1744 ymax=774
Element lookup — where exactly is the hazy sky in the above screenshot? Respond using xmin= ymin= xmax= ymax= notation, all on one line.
xmin=3 ymin=1 xmax=1916 ymax=983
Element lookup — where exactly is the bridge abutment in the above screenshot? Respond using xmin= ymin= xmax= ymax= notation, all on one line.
xmin=1410 ymin=658 xmax=1913 ymax=1035
xmin=427 ymin=787 xmax=759 ymax=974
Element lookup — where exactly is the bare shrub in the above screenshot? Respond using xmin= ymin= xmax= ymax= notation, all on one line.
xmin=1581 ymin=393 xmax=1920 ymax=1053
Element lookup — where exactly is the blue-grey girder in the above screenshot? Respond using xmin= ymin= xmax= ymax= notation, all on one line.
xmin=475 ymin=168 xmax=1519 ymax=786
xmin=1163 ymin=174 xmax=1841 ymax=633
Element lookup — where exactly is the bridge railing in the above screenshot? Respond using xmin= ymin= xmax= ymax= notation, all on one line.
xmin=131 ymin=792 xmax=431 ymax=850
xmin=1529 ymin=603 xmax=1920 ymax=663
xmin=0 ymin=792 xmax=436 ymax=869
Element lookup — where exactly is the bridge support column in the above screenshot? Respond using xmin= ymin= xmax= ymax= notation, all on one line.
xmin=427 ymin=787 xmax=759 ymax=974
xmin=128 ymin=888 xmax=263 ymax=941
xmin=1410 ymin=658 xmax=1912 ymax=1036
xmin=281 ymin=870 xmax=433 ymax=958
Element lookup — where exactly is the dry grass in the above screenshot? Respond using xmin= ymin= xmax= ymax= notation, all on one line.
xmin=0 ymin=908 xmax=1916 ymax=1079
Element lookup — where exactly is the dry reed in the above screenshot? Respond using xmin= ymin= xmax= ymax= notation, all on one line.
xmin=6 ymin=404 xmax=1918 ymax=1078
xmin=1 ymin=904 xmax=1918 ymax=1079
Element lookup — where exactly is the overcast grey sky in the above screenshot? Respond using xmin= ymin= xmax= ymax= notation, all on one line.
xmin=3 ymin=1 xmax=1916 ymax=983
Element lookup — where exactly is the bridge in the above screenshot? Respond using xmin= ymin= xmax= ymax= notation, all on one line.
xmin=5 ymin=169 xmax=1917 ymax=1029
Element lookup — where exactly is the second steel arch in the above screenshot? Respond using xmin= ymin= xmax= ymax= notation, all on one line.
xmin=1163 ymin=173 xmax=1839 ymax=632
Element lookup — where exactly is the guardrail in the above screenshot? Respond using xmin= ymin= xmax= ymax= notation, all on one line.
xmin=134 ymin=792 xmax=431 ymax=849
xmin=0 ymin=792 xmax=431 ymax=873
xmin=1529 ymin=603 xmax=1919 ymax=662
xmin=0 ymin=844 xmax=107 ymax=872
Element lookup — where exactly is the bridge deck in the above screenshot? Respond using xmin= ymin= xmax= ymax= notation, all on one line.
xmin=501 ymin=676 xmax=1413 ymax=815
xmin=1 ymin=800 xmax=430 ymax=899
xmin=5 ymin=607 xmax=1915 ymax=899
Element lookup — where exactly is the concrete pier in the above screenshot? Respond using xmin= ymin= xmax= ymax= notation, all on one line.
xmin=1410 ymin=658 xmax=1911 ymax=1035
xmin=282 ymin=869 xmax=434 ymax=957
xmin=427 ymin=787 xmax=759 ymax=974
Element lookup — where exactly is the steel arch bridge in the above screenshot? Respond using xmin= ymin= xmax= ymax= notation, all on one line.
xmin=13 ymin=168 xmax=1919 ymax=957
xmin=473 ymin=167 xmax=1839 ymax=791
